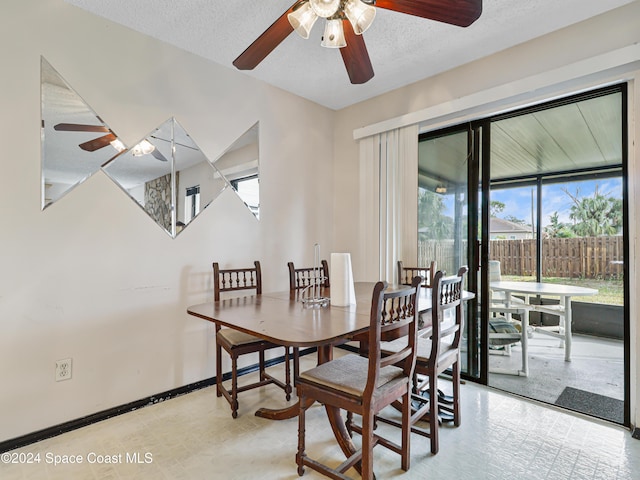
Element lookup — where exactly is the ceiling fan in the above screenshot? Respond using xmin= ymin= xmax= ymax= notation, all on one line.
xmin=53 ymin=122 xmax=168 ymax=161
xmin=53 ymin=122 xmax=117 ymax=152
xmin=233 ymin=0 xmax=483 ymax=84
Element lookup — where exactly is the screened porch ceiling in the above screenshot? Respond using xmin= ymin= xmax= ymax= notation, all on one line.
xmin=418 ymin=90 xmax=623 ymax=190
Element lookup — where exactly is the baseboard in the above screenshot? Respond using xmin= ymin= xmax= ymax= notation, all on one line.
xmin=0 ymin=347 xmax=316 ymax=453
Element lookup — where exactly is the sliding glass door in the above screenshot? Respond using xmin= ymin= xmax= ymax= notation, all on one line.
xmin=418 ymin=125 xmax=480 ymax=378
xmin=485 ymin=86 xmax=627 ymax=425
xmin=418 ymin=85 xmax=629 ymax=425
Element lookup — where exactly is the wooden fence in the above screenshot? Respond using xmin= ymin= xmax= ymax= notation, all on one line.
xmin=418 ymin=240 xmax=458 ymax=278
xmin=418 ymin=236 xmax=624 ymax=279
xmin=491 ymin=236 xmax=624 ymax=279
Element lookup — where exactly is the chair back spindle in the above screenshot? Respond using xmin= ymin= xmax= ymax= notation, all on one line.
xmin=429 ymin=267 xmax=466 ymax=364
xmin=287 ymin=260 xmax=330 ymax=290
xmin=365 ymin=277 xmax=421 ymax=398
xmin=398 ymin=260 xmax=437 ymax=288
xmin=213 ymin=261 xmax=262 ymax=301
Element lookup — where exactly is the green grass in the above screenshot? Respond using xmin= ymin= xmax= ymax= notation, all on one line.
xmin=501 ymin=275 xmax=624 ymax=306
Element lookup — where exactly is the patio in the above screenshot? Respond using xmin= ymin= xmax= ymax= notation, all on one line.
xmin=488 ymin=331 xmax=624 ymax=424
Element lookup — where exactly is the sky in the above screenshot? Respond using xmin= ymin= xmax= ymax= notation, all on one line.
xmin=436 ymin=176 xmax=623 ymax=228
xmin=490 ymin=177 xmax=623 ymax=227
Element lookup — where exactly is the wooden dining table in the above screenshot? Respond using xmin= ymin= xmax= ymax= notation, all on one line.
xmin=187 ymin=282 xmax=472 ymax=465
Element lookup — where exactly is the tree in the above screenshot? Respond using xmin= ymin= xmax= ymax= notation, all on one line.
xmin=607 ymin=197 xmax=623 ymax=232
xmin=544 ymin=212 xmax=574 ymax=238
xmin=563 ymin=185 xmax=622 ymax=237
xmin=490 ymin=200 xmax=505 ymax=217
xmin=418 ymin=189 xmax=453 ymax=240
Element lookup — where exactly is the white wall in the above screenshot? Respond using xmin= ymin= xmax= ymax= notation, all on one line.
xmin=333 ymin=2 xmax=640 ymax=428
xmin=3 ymin=0 xmax=639 ymax=445
xmin=0 ymin=0 xmax=334 ymax=442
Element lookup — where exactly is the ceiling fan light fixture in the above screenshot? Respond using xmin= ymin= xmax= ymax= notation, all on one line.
xmin=288 ymin=1 xmax=318 ymax=39
xmin=131 ymin=139 xmax=156 ymax=157
xmin=321 ymin=18 xmax=346 ymax=48
xmin=309 ymin=0 xmax=341 ymax=18
xmin=110 ymin=138 xmax=126 ymax=152
xmin=343 ymin=0 xmax=376 ymax=35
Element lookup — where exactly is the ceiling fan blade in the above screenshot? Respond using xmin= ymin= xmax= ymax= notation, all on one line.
xmin=54 ymin=123 xmax=110 ymax=133
xmin=374 ymin=0 xmax=482 ymax=27
xmin=151 ymin=148 xmax=168 ymax=162
xmin=79 ymin=133 xmax=116 ymax=152
xmin=233 ymin=2 xmax=298 ymax=70
xmin=340 ymin=20 xmax=374 ymax=84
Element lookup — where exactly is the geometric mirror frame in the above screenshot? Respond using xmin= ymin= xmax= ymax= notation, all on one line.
xmin=40 ymin=57 xmax=259 ymax=237
xmin=41 ymin=56 xmax=123 ymax=209
xmin=102 ymin=118 xmax=228 ymax=238
xmin=212 ymin=122 xmax=260 ymax=220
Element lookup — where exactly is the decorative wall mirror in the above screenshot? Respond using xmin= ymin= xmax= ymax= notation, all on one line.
xmin=41 ymin=57 xmax=260 ymax=235
xmin=213 ymin=123 xmax=260 ymax=219
xmin=41 ymin=57 xmax=122 ymax=209
xmin=102 ymin=118 xmax=228 ymax=237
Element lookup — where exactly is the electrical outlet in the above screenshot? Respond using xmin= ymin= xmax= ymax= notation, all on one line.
xmin=55 ymin=358 xmax=72 ymax=382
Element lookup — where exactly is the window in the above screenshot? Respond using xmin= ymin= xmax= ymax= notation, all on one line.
xmin=231 ymin=175 xmax=259 ymax=218
xmin=185 ymin=185 xmax=200 ymax=223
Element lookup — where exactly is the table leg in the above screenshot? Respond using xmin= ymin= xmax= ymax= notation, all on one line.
xmin=255 ymin=396 xmax=312 ymax=420
xmin=563 ymin=296 xmax=572 ymax=362
xmin=507 ymin=292 xmax=530 ymax=377
xmin=325 ymin=403 xmax=359 ymax=461
xmin=521 ymin=308 xmax=529 ymax=376
xmin=319 ymin=348 xmax=360 ymax=472
xmin=255 ymin=344 xmax=336 ymax=420
xmin=256 ymin=344 xmax=359 ymax=471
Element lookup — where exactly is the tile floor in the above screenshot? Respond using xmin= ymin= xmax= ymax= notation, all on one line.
xmin=2 ymin=352 xmax=639 ymax=480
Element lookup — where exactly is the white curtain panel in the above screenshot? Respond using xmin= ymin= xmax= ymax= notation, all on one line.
xmin=359 ymin=124 xmax=418 ymax=283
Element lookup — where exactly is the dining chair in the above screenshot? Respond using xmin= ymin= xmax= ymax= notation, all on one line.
xmin=488 ymin=305 xmax=530 ymax=376
xmin=288 ymin=260 xmax=330 ymax=290
xmin=287 ymin=260 xmax=330 ymax=383
xmin=296 ymin=277 xmax=422 ymax=479
xmin=489 ymin=308 xmax=523 ymax=349
xmin=213 ymin=261 xmax=291 ymax=418
xmin=398 ymin=260 xmax=436 ymax=331
xmin=488 ymin=260 xmax=525 ymax=305
xmin=398 ymin=260 xmax=437 ymax=288
xmin=378 ymin=266 xmax=468 ymax=455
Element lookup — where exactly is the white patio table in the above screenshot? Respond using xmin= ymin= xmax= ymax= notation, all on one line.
xmin=489 ymin=281 xmax=598 ymax=362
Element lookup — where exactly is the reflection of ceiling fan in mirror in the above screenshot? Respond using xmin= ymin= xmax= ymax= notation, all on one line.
xmin=53 ymin=122 xmax=168 ymax=161
xmin=53 ymin=122 xmax=116 ymax=152
xmin=233 ymin=0 xmax=483 ymax=84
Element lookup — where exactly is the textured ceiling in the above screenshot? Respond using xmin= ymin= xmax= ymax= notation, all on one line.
xmin=63 ymin=0 xmax=634 ymax=110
